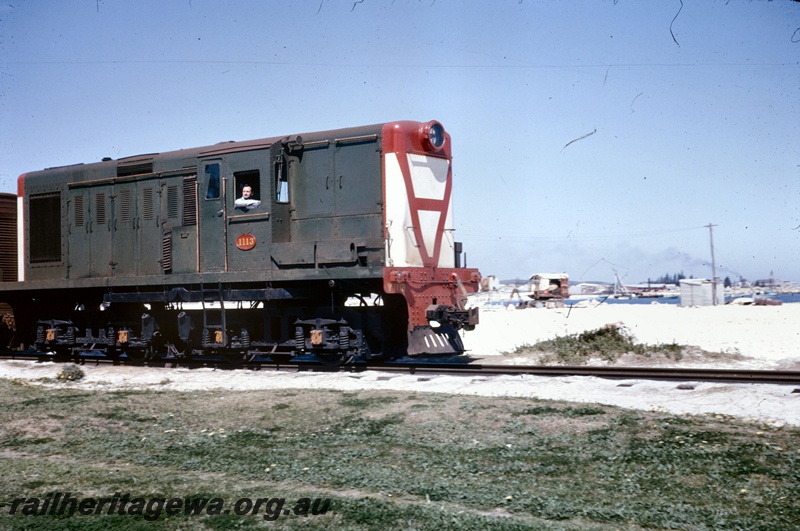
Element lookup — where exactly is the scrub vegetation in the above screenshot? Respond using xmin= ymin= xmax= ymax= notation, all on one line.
xmin=0 ymin=380 xmax=797 ymax=529
xmin=510 ymin=325 xmax=688 ymax=365
xmin=55 ymin=364 xmax=85 ymax=382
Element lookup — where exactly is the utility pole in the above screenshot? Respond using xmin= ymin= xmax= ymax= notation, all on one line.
xmin=706 ymin=223 xmax=718 ymax=305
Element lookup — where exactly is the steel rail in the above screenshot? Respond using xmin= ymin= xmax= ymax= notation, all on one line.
xmin=2 ymin=351 xmax=799 ymax=386
xmin=367 ymin=362 xmax=800 ymax=385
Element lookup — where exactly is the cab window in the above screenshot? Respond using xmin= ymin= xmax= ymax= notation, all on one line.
xmin=275 ymin=159 xmax=289 ymax=203
xmin=234 ymin=170 xmax=261 ymax=211
xmin=204 ymin=163 xmax=220 ymax=200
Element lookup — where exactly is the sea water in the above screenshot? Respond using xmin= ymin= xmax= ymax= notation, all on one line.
xmin=568 ymin=293 xmax=800 ymax=306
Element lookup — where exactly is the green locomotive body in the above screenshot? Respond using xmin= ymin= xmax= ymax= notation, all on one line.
xmin=0 ymin=121 xmax=479 ymax=364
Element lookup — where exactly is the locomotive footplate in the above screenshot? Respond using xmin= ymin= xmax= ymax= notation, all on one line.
xmin=103 ymin=287 xmax=293 ymax=304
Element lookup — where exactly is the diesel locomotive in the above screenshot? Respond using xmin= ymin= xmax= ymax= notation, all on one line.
xmin=0 ymin=120 xmax=480 ymax=364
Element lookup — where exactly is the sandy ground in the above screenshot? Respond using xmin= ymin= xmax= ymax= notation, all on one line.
xmin=466 ymin=301 xmax=800 ymax=369
xmin=1 ymin=302 xmax=799 ymax=426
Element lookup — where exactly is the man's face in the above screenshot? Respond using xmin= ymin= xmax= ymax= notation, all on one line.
xmin=242 ymin=186 xmax=252 ymax=198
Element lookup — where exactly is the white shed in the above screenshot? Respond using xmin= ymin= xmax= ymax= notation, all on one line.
xmin=679 ymin=279 xmax=725 ymax=307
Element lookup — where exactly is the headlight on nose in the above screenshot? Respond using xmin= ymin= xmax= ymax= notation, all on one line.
xmin=421 ymin=121 xmax=446 ymax=151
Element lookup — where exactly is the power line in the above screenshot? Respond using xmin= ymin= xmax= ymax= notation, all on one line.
xmin=0 ymin=60 xmax=796 ymax=68
xmin=460 ymin=225 xmax=708 ymax=243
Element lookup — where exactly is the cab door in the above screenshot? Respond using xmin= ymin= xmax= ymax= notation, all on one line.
xmin=271 ymin=147 xmax=292 ymax=245
xmin=226 ymin=150 xmax=270 ymax=273
xmin=198 ymin=160 xmax=225 ymax=272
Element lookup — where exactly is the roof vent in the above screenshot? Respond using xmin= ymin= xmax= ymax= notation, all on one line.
xmin=117 ymin=158 xmax=154 ymax=177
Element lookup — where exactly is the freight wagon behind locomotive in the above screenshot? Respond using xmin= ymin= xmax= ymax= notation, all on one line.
xmin=0 ymin=120 xmax=480 ymax=364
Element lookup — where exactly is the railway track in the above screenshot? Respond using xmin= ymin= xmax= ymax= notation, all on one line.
xmin=371 ymin=362 xmax=800 ymax=386
xmin=2 ymin=350 xmax=800 ymax=386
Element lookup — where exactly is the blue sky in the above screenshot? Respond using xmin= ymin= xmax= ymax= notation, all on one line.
xmin=1 ymin=1 xmax=798 ymax=283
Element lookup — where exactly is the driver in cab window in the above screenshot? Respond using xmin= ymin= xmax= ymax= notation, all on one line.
xmin=235 ymin=184 xmax=261 ymax=211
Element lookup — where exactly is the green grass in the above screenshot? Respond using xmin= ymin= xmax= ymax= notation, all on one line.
xmin=0 ymin=380 xmax=797 ymax=529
